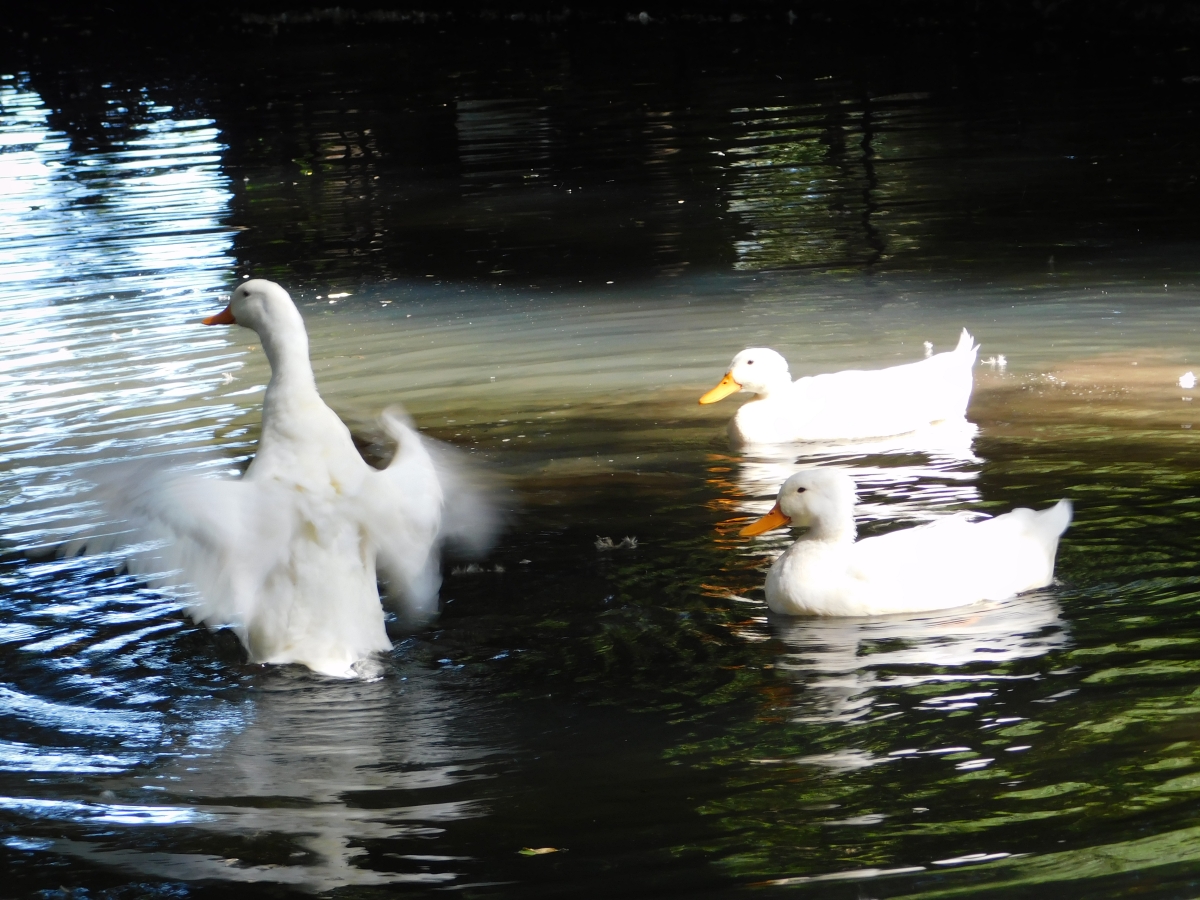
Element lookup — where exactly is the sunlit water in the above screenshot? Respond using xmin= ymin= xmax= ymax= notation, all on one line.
xmin=5 ymin=24 xmax=1200 ymax=899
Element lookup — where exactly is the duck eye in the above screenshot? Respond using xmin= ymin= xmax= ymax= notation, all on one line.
xmin=746 ymin=360 xmax=754 ymax=365
xmin=795 ymin=486 xmax=807 ymax=493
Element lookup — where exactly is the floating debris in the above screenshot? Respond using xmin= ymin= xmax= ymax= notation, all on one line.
xmin=519 ymin=847 xmax=564 ymax=856
xmin=450 ymin=563 xmax=507 ymax=575
xmin=595 ymin=536 xmax=638 ymax=551
xmin=923 ymin=341 xmax=933 ymax=358
xmin=1180 ymin=371 xmax=1196 ymax=389
xmin=982 ymin=354 xmax=1007 ymax=370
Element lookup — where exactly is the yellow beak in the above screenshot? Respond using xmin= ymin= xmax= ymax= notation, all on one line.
xmin=740 ymin=502 xmax=792 ymax=536
xmin=203 ymin=304 xmax=236 ymax=326
xmin=699 ymin=372 xmax=741 ymax=405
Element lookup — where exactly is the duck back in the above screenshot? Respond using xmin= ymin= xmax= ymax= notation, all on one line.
xmin=765 ymin=499 xmax=1072 ymax=617
xmin=732 ymin=329 xmax=978 ymax=444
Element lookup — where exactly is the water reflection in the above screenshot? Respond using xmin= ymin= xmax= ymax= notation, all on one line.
xmin=0 ymin=75 xmax=232 ymax=302
xmin=720 ymin=92 xmax=951 ymax=271
xmin=0 ymin=74 xmax=239 ymax=537
xmin=210 ymin=49 xmax=1029 ymax=285
xmin=0 ymin=72 xmax=251 ymax=882
xmin=773 ymin=593 xmax=1069 ymax=727
xmin=11 ymin=26 xmax=1200 ymax=896
xmin=732 ymin=421 xmax=982 ymax=517
xmin=457 ymin=98 xmax=552 ymax=188
xmin=91 ymin=670 xmax=501 ymax=890
xmin=0 ymin=79 xmax=239 ymax=497
xmin=0 ymin=663 xmax=502 ymax=890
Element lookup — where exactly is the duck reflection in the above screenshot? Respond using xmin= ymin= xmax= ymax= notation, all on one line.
xmin=771 ymin=592 xmax=1069 ymax=726
xmin=66 ymin=668 xmax=503 ymax=890
xmin=731 ymin=419 xmax=982 ymax=529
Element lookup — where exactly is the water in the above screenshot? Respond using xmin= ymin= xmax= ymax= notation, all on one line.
xmin=5 ymin=11 xmax=1200 ymax=897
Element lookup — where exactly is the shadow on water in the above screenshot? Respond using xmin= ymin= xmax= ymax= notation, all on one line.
xmin=8 ymin=5 xmax=1200 ymax=898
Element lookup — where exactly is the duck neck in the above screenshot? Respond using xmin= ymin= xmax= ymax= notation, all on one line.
xmin=260 ymin=321 xmax=318 ymax=404
xmin=803 ymin=510 xmax=857 ymax=544
xmin=748 ymin=372 xmax=792 ymax=399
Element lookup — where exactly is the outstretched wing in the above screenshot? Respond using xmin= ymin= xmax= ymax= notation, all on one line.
xmin=365 ymin=407 xmax=502 ymax=626
xmin=364 ymin=409 xmax=445 ymax=626
xmin=53 ymin=456 xmax=293 ymax=633
xmin=423 ymin=438 xmax=504 ymax=559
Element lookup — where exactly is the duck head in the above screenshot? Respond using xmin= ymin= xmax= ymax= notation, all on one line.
xmin=741 ymin=468 xmax=857 ymax=540
xmin=203 ymin=279 xmax=304 ymax=335
xmin=699 ymin=348 xmax=791 ymax=404
xmin=203 ymin=280 xmax=313 ymax=384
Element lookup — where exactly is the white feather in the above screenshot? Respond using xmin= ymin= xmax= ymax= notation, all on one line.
xmin=702 ymin=328 xmax=978 ymax=445
xmin=57 ymin=280 xmax=498 ymax=678
xmin=747 ymin=468 xmax=1071 ymax=616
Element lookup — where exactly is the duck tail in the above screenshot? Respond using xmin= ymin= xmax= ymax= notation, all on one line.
xmin=955 ymin=327 xmax=979 ymax=356
xmin=1037 ymin=498 xmax=1074 ymax=540
xmin=1030 ymin=498 xmax=1073 ymax=582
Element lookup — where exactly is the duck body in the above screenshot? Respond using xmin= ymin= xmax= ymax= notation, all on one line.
xmin=744 ymin=469 xmax=1071 ymax=617
xmin=105 ymin=280 xmax=462 ymax=677
xmin=701 ymin=329 xmax=978 ymax=445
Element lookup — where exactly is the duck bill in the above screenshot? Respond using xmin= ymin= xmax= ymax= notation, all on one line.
xmin=699 ymin=372 xmax=741 ymax=405
xmin=202 ymin=304 xmax=236 ymax=326
xmin=740 ymin=502 xmax=791 ymax=536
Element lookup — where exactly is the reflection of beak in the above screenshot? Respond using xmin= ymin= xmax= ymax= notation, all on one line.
xmin=203 ymin=304 xmax=236 ymax=326
xmin=699 ymin=372 xmax=741 ymax=405
xmin=740 ymin=502 xmax=791 ymax=536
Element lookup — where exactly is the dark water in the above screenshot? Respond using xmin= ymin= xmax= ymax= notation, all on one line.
xmin=6 ymin=9 xmax=1200 ymax=898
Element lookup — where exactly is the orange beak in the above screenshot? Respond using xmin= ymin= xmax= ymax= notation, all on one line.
xmin=203 ymin=304 xmax=236 ymax=326
xmin=740 ymin=502 xmax=791 ymax=536
xmin=699 ymin=372 xmax=741 ymax=405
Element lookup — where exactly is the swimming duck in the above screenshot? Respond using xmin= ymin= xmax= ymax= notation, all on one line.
xmin=741 ymin=468 xmax=1071 ymax=617
xmin=83 ymin=280 xmax=491 ymax=677
xmin=699 ymin=329 xmax=979 ymax=445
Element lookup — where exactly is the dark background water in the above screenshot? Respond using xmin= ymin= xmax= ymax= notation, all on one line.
xmin=7 ymin=3 xmax=1200 ymax=899
xmin=11 ymin=1 xmax=1200 ymax=287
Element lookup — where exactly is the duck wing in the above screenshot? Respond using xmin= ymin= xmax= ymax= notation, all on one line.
xmin=58 ymin=457 xmax=294 ymax=632
xmin=848 ymin=513 xmax=981 ymax=585
xmin=366 ymin=408 xmax=503 ymax=625
xmin=423 ymin=439 xmax=503 ymax=558
xmin=362 ymin=409 xmax=442 ymax=623
xmin=849 ymin=499 xmax=1071 ymax=604
xmin=786 ymin=330 xmax=977 ymax=440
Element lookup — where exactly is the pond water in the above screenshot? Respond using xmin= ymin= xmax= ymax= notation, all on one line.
xmin=5 ymin=11 xmax=1200 ymax=898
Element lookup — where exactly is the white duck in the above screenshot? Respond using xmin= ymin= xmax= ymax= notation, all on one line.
xmin=741 ymin=468 xmax=1071 ymax=617
xmin=699 ymin=329 xmax=979 ymax=445
xmin=84 ymin=280 xmax=490 ymax=678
